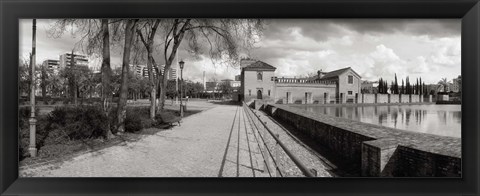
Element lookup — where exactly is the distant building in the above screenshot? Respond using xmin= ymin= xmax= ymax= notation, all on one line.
xmin=59 ymin=53 xmax=88 ymax=68
xmin=205 ymin=81 xmax=219 ymax=93
xmin=450 ymin=76 xmax=461 ymax=93
xmin=240 ymin=59 xmax=361 ymax=103
xmin=129 ymin=64 xmax=177 ymax=80
xmin=42 ymin=59 xmax=60 ymax=74
xmin=160 ymin=65 xmax=177 ymax=80
xmin=361 ymin=81 xmax=379 ymax=94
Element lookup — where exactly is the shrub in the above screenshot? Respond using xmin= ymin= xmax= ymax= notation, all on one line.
xmin=124 ymin=112 xmax=142 ymax=133
xmin=154 ymin=111 xmax=180 ymax=126
xmin=109 ymin=106 xmax=150 ymax=133
xmin=19 ymin=114 xmax=50 ymax=160
xmin=47 ymin=106 xmax=107 ymax=140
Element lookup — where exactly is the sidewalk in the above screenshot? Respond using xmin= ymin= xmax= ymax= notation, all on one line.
xmin=20 ymin=104 xmax=267 ymax=177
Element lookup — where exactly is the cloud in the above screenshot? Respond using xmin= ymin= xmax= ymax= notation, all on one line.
xmin=370 ymin=44 xmax=400 ymax=62
xmin=20 ymin=19 xmax=461 ymax=85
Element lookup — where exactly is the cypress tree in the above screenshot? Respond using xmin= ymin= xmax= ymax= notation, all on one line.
xmin=406 ymin=77 xmax=409 ymax=94
xmin=401 ymin=79 xmax=405 ymax=94
xmin=379 ymin=78 xmax=383 ymax=94
xmin=416 ymin=78 xmax=419 ymax=95
xmin=385 ymin=81 xmax=388 ymax=94
xmin=394 ymin=73 xmax=398 ymax=94
xmin=423 ymin=82 xmax=426 ymax=95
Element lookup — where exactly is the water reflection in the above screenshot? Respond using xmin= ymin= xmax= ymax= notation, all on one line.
xmin=295 ymin=104 xmax=461 ymax=138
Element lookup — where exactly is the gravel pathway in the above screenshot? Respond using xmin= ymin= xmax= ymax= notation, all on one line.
xmin=20 ymin=104 xmax=254 ymax=177
xmin=19 ymin=103 xmax=333 ymax=177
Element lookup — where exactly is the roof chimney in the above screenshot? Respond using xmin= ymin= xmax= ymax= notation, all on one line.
xmin=317 ymin=69 xmax=325 ymax=79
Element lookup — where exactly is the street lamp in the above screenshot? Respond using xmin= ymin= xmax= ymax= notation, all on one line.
xmin=179 ymin=60 xmax=185 ymax=118
xmin=29 ymin=19 xmax=37 ymax=157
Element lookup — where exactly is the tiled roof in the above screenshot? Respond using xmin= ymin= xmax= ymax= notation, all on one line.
xmin=320 ymin=67 xmax=361 ymax=79
xmin=243 ymin=61 xmax=276 ymax=71
xmin=320 ymin=67 xmax=351 ymax=79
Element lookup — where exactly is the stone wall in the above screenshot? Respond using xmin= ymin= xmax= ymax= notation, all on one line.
xmin=377 ymin=94 xmax=389 ymax=103
xmin=362 ymin=94 xmax=376 ymax=103
xmin=400 ymin=94 xmax=409 ymax=103
xmin=274 ymin=83 xmax=336 ymax=104
xmin=411 ymin=95 xmax=419 ymax=103
xmin=390 ymin=94 xmax=400 ymax=103
xmin=262 ymin=103 xmax=461 ymax=177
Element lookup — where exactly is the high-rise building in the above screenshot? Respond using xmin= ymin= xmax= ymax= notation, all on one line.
xmin=160 ymin=65 xmax=177 ymax=80
xmin=42 ymin=59 xmax=60 ymax=74
xmin=130 ymin=64 xmax=178 ymax=80
xmin=59 ymin=53 xmax=88 ymax=68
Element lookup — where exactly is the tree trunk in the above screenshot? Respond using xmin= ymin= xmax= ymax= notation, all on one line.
xmin=137 ymin=20 xmax=160 ymax=119
xmin=100 ymin=19 xmax=114 ymax=139
xmin=147 ymin=52 xmax=156 ymax=119
xmin=116 ymin=19 xmax=137 ymax=133
xmin=157 ymin=75 xmax=168 ymax=112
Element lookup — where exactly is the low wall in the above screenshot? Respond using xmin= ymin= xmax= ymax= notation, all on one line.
xmin=411 ymin=95 xmax=419 ymax=103
xmin=390 ymin=94 xmax=400 ymax=103
xmin=274 ymin=83 xmax=336 ymax=104
xmin=377 ymin=94 xmax=389 ymax=103
xmin=363 ymin=94 xmax=376 ymax=103
xmin=400 ymin=94 xmax=409 ymax=103
xmin=262 ymin=103 xmax=461 ymax=177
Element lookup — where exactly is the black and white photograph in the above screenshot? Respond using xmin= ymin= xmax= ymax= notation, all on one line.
xmin=18 ymin=18 xmax=461 ymax=177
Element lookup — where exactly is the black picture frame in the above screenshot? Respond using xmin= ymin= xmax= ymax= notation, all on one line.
xmin=1 ymin=0 xmax=479 ymax=195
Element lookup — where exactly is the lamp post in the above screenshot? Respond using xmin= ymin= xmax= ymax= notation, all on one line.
xmin=179 ymin=60 xmax=185 ymax=118
xmin=29 ymin=19 xmax=37 ymax=157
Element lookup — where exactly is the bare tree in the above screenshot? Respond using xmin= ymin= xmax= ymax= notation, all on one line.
xmin=157 ymin=19 xmax=264 ymax=112
xmin=136 ymin=19 xmax=161 ymax=119
xmin=116 ymin=19 xmax=138 ymax=133
xmin=100 ymin=19 xmax=114 ymax=139
xmin=48 ymin=19 xmax=124 ymax=138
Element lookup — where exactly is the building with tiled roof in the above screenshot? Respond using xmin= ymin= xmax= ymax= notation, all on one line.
xmin=240 ymin=59 xmax=361 ymax=104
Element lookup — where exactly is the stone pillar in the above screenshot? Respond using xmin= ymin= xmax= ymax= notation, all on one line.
xmin=361 ymin=140 xmax=398 ymax=177
xmin=419 ymin=94 xmax=423 ymax=103
xmin=387 ymin=94 xmax=391 ymax=103
xmin=341 ymin=93 xmax=346 ymax=104
xmin=429 ymin=94 xmax=432 ymax=102
xmin=362 ymin=93 xmax=365 ymax=103
xmin=409 ymin=94 xmax=412 ymax=103
xmin=29 ymin=118 xmax=37 ymax=157
xmin=374 ymin=94 xmax=378 ymax=104
xmin=325 ymin=93 xmax=330 ymax=104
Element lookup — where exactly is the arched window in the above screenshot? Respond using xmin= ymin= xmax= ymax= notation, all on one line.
xmin=257 ymin=71 xmax=263 ymax=81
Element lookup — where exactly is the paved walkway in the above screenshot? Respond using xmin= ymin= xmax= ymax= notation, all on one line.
xmin=20 ymin=104 xmax=269 ymax=177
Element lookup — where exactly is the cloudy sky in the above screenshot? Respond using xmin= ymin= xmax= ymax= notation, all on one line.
xmin=20 ymin=19 xmax=461 ymax=84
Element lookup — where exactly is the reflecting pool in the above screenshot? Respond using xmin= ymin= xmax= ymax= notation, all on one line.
xmin=292 ymin=104 xmax=461 ymax=138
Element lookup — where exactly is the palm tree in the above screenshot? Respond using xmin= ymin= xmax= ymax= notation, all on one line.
xmin=437 ymin=78 xmax=448 ymax=92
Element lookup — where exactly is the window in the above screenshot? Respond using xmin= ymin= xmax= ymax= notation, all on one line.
xmin=257 ymin=71 xmax=263 ymax=81
xmin=348 ymin=75 xmax=354 ymax=84
xmin=348 ymin=91 xmax=353 ymax=95
xmin=268 ymin=90 xmax=271 ymax=96
xmin=249 ymin=90 xmax=251 ymax=96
